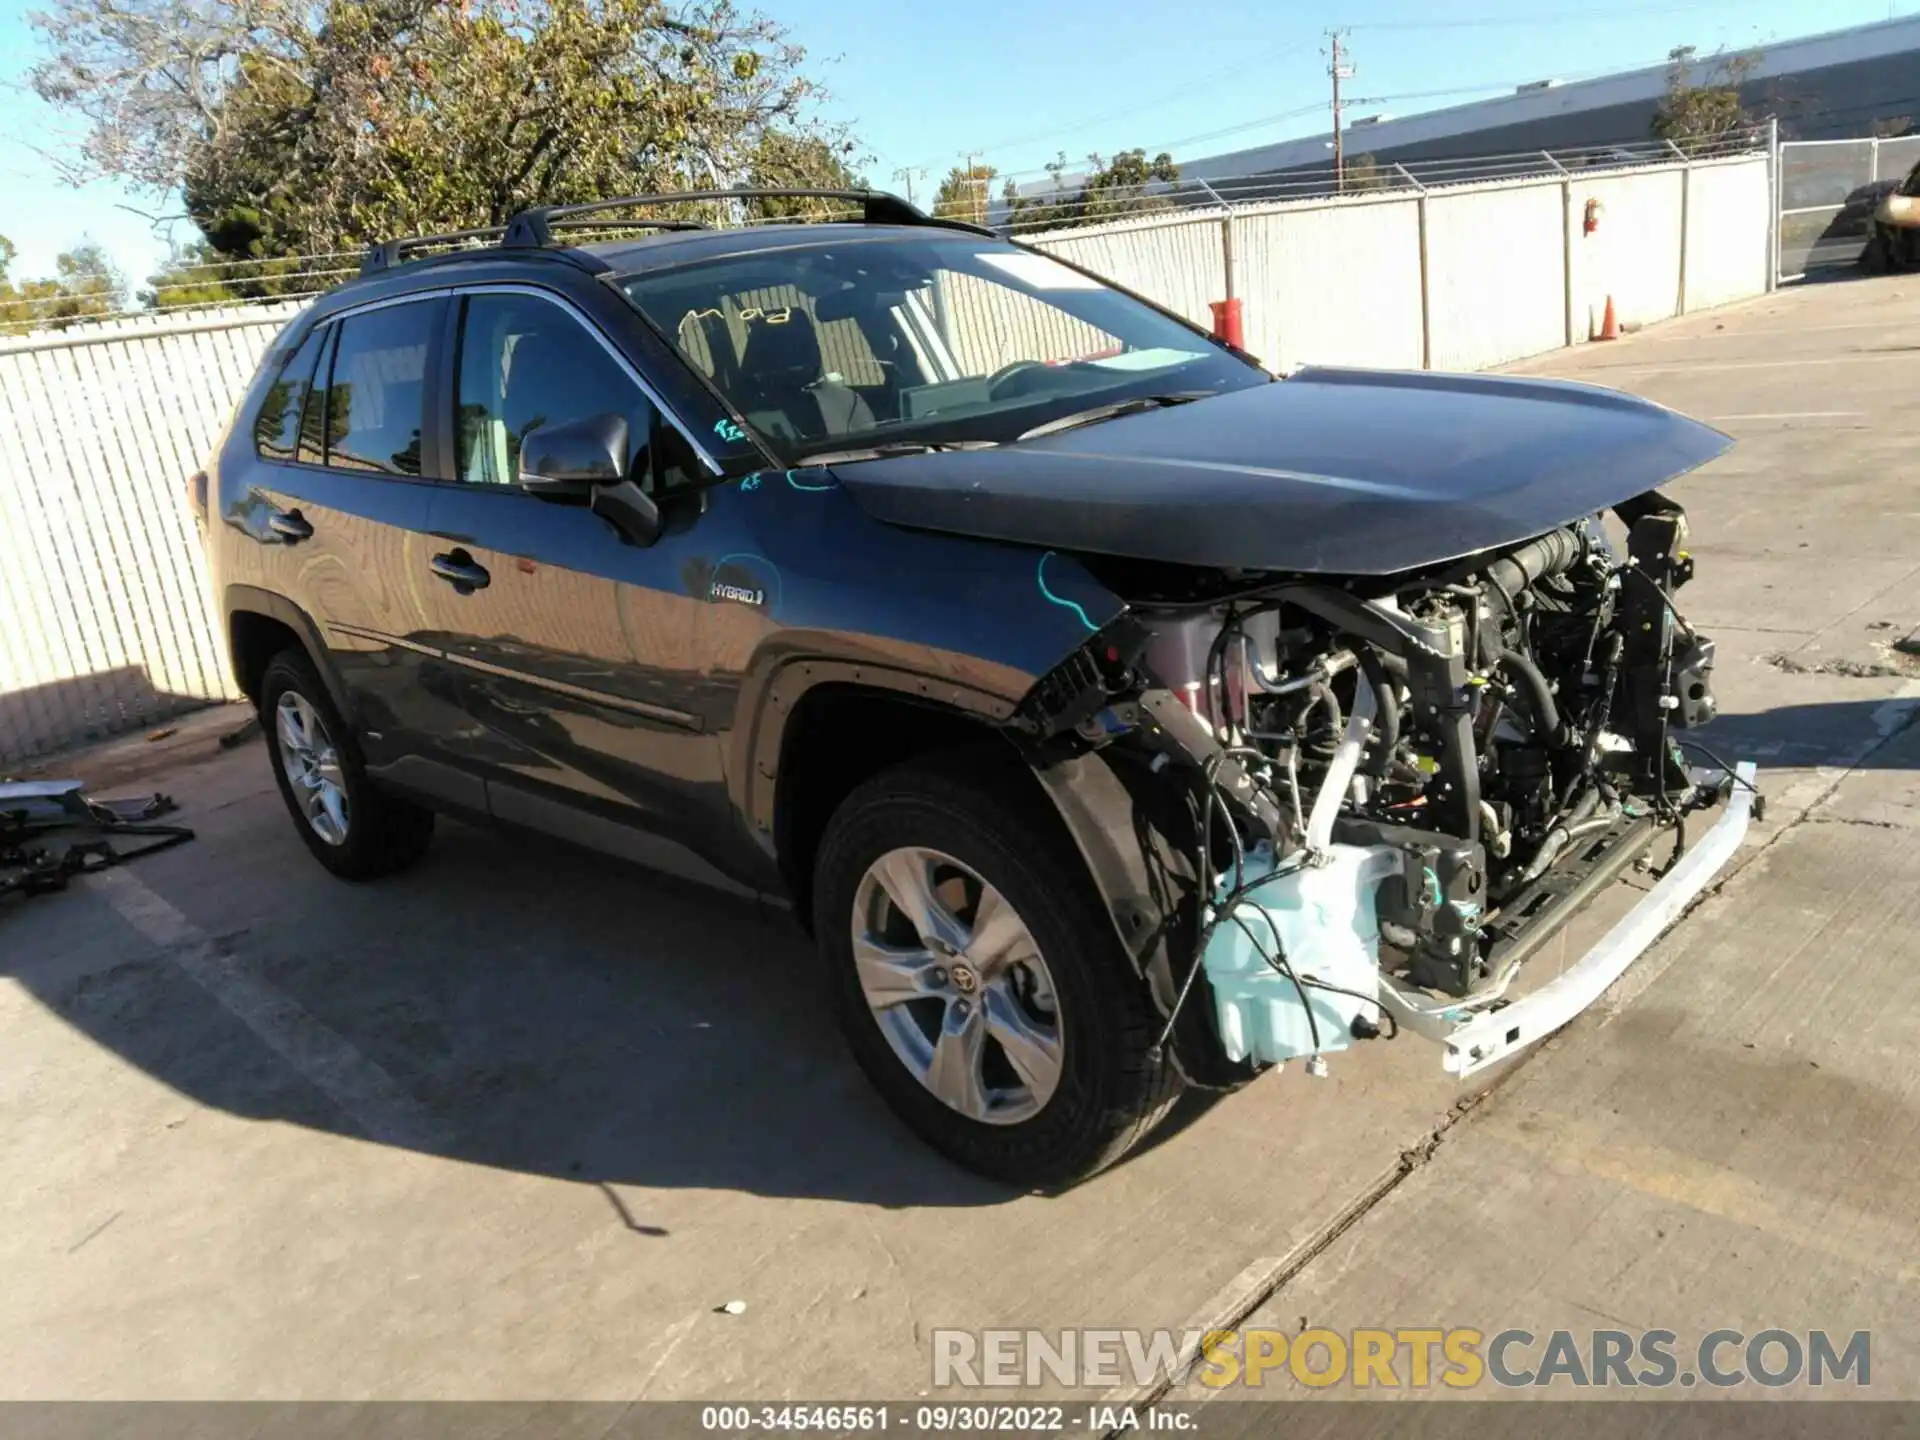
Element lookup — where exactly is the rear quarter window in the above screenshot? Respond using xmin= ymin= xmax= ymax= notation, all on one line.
xmin=253 ymin=327 xmax=326 ymax=461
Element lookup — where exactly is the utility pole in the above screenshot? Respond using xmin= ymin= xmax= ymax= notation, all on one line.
xmin=951 ymin=153 xmax=996 ymax=224
xmin=891 ymin=166 xmax=927 ymax=206
xmin=1327 ymin=28 xmax=1354 ymax=192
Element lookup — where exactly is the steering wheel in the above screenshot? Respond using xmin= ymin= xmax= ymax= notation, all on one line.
xmin=985 ymin=359 xmax=1053 ymax=400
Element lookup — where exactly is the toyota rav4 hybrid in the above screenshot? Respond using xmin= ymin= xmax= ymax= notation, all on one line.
xmin=192 ymin=188 xmax=1759 ymax=1186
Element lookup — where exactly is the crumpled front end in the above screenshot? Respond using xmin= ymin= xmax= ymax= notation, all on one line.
xmin=1007 ymin=488 xmax=1758 ymax=1084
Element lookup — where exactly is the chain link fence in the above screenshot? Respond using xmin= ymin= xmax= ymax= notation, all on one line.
xmin=1777 ymin=136 xmax=1920 ymax=280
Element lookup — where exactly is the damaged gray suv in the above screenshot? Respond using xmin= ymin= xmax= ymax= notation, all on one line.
xmin=195 ymin=187 xmax=1758 ymax=1186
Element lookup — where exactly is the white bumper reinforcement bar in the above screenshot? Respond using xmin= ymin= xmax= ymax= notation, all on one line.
xmin=1379 ymin=763 xmax=1759 ymax=1080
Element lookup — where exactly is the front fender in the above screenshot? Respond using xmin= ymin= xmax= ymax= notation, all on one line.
xmin=733 ymin=650 xmax=1022 ymax=849
xmin=712 ymin=471 xmax=1125 ymax=839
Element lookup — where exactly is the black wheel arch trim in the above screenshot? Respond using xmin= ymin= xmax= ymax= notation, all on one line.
xmin=733 ymin=652 xmax=1022 ymax=848
xmin=224 ymin=584 xmax=354 ymax=720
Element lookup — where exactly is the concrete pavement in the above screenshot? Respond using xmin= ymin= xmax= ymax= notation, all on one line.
xmin=4 ymin=273 xmax=1919 ymax=1405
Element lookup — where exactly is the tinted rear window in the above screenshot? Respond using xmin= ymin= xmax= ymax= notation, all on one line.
xmin=253 ymin=328 xmax=326 ymax=461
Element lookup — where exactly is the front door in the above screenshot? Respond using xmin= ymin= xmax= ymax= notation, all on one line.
xmin=416 ymin=288 xmax=750 ymax=877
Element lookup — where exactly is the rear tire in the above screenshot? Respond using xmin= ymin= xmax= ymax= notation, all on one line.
xmin=813 ymin=754 xmax=1179 ymax=1187
xmin=260 ymin=649 xmax=435 ymax=880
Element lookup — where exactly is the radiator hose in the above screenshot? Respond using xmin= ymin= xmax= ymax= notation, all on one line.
xmin=1519 ymin=786 xmax=1603 ymax=883
xmin=1357 ymin=647 xmax=1401 ymax=778
xmin=1496 ymin=648 xmax=1568 ymax=747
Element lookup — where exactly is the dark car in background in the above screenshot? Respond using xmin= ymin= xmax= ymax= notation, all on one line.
xmin=193 ymin=188 xmax=1755 ymax=1186
xmin=1862 ymin=158 xmax=1920 ymax=269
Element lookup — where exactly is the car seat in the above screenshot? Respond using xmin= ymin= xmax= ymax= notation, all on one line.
xmin=736 ymin=309 xmax=874 ymax=443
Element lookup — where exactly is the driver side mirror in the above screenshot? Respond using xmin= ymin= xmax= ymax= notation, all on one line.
xmin=518 ymin=411 xmax=660 ymax=546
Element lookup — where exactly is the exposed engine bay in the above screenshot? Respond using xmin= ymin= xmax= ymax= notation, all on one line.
xmin=1013 ymin=489 xmax=1759 ymax=1081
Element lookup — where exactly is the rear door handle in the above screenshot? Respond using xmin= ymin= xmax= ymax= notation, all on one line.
xmin=430 ymin=550 xmax=491 ymax=592
xmin=268 ymin=509 xmax=313 ymax=542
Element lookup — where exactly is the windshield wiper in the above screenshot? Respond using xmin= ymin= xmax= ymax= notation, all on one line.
xmin=792 ymin=439 xmax=999 ymax=466
xmin=1016 ymin=392 xmax=1212 ymax=442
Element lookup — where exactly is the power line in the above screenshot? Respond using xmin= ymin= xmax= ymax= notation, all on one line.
xmin=1144 ymin=101 xmax=1333 ymax=158
xmin=1133 ymin=47 xmax=1722 ymax=165
xmin=1351 ymin=0 xmax=1755 ymax=31
xmin=912 ymin=36 xmax=1322 ymax=173
xmin=996 ymin=73 xmax=1576 ymax=185
xmin=940 ymin=4 xmax=1778 ymax=190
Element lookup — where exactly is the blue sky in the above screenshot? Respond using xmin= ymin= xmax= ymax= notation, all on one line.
xmin=0 ymin=0 xmax=1903 ymax=287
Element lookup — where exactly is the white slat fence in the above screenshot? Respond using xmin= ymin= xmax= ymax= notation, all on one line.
xmin=0 ymin=304 xmax=303 ymax=764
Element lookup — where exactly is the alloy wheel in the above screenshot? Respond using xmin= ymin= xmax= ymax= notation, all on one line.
xmin=274 ymin=691 xmax=350 ymax=847
xmin=851 ymin=846 xmax=1064 ymax=1125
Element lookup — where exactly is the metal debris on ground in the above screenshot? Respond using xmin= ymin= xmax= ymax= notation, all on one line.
xmin=0 ymin=779 xmax=195 ymax=903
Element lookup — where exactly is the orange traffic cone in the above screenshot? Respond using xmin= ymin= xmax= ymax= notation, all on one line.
xmin=1594 ymin=295 xmax=1620 ymax=341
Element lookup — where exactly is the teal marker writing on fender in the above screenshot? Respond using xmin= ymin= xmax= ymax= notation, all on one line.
xmin=1036 ymin=550 xmax=1097 ymax=633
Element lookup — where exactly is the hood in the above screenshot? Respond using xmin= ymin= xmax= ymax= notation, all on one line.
xmin=833 ymin=366 xmax=1732 ymax=576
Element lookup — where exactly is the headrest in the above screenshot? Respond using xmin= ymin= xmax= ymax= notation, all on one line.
xmin=689 ymin=309 xmax=741 ymax=389
xmin=740 ymin=309 xmax=822 ymax=380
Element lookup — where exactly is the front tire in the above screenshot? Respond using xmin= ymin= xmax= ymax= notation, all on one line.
xmin=260 ymin=649 xmax=435 ymax=880
xmin=813 ymin=755 xmax=1179 ymax=1187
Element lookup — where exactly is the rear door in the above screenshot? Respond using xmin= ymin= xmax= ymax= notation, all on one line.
xmin=242 ymin=296 xmax=472 ymax=798
xmin=415 ymin=286 xmax=740 ymax=868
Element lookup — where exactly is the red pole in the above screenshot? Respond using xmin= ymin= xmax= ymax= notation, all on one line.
xmin=1209 ymin=298 xmax=1244 ymax=349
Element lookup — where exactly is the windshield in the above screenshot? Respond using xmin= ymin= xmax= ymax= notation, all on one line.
xmin=616 ymin=234 xmax=1267 ymax=463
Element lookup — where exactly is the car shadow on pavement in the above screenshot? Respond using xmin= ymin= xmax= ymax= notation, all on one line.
xmin=4 ymin=784 xmax=1068 ymax=1212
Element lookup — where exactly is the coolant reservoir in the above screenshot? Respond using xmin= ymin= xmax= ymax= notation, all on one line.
xmin=1202 ymin=843 xmax=1399 ymax=1065
xmin=1143 ymin=615 xmax=1217 ymax=719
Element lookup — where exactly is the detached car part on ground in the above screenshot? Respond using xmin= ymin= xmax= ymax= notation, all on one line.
xmin=1 ymin=781 xmax=194 ymax=901
xmin=195 ymin=188 xmax=1757 ymax=1187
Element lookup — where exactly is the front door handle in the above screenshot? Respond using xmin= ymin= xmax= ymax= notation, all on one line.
xmin=430 ymin=550 xmax=491 ymax=592
xmin=268 ymin=509 xmax=313 ymax=542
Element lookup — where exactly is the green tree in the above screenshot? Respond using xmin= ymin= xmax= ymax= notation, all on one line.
xmin=933 ymin=163 xmax=996 ymax=225
xmin=1345 ymin=153 xmax=1390 ymax=192
xmin=1081 ymin=148 xmax=1180 ymax=222
xmin=1005 ymin=148 xmax=1180 ymax=233
xmin=32 ymin=0 xmax=859 ymax=259
xmin=1651 ymin=46 xmax=1759 ymax=154
xmin=0 ymin=236 xmax=126 ymax=331
xmin=1006 ymin=151 xmax=1082 ymax=232
xmin=739 ymin=130 xmax=865 ymax=220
